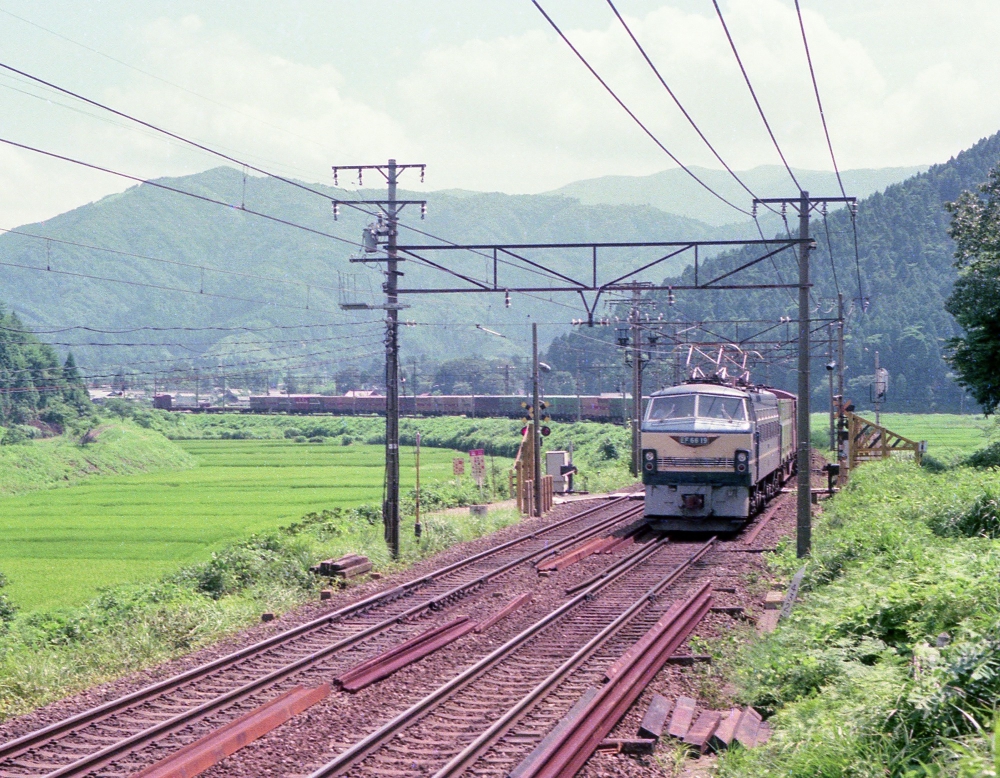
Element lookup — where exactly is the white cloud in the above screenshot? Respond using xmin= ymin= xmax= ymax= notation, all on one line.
xmin=3 ymin=1 xmax=1000 ymax=227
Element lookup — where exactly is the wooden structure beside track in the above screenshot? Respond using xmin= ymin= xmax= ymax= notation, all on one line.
xmin=510 ymin=431 xmax=553 ymax=515
xmin=844 ymin=412 xmax=924 ymax=474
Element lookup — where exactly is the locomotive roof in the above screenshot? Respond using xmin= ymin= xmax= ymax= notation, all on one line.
xmin=650 ymin=383 xmax=749 ymax=399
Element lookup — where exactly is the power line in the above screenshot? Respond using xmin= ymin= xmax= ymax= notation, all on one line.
xmin=5 ymin=340 xmax=386 ymax=381
xmin=0 ymin=331 xmax=382 ymax=350
xmin=0 ymin=253 xmax=364 ymax=315
xmin=820 ymin=209 xmax=840 ymax=298
xmin=0 ymin=61 xmax=619 ymax=317
xmin=531 ymin=0 xmax=751 ymax=217
xmin=0 ymin=61 xmax=370 ymax=218
xmin=793 ymin=0 xmax=844 ymax=198
xmin=0 ymin=227 xmax=354 ymax=295
xmin=711 ymin=0 xmax=801 ymax=192
xmin=0 ymin=136 xmax=365 ymax=251
xmin=605 ymin=0 xmax=765 ymax=209
xmin=792 ymin=0 xmax=866 ymax=308
xmin=0 ymin=321 xmax=378 ymax=335
xmin=0 ymin=7 xmax=341 ymax=174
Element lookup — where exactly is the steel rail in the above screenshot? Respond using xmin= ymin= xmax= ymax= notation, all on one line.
xmin=14 ymin=504 xmax=645 ymax=778
xmin=0 ymin=497 xmax=634 ymax=769
xmin=431 ymin=537 xmax=717 ymax=777
xmin=306 ymin=533 xmax=675 ymax=778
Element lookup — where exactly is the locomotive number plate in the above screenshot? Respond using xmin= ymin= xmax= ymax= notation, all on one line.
xmin=673 ymin=435 xmax=716 ymax=447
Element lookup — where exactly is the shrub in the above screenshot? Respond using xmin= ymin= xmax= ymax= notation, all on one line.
xmin=0 ymin=573 xmax=16 ymax=625
xmin=1 ymin=425 xmax=34 ymax=446
xmin=964 ymin=442 xmax=1000 ymax=469
xmin=929 ymin=489 xmax=1000 ymax=538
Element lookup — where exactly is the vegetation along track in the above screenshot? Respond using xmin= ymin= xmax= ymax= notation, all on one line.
xmin=0 ymin=497 xmax=643 ymax=778
xmin=304 ymin=532 xmax=733 ymax=778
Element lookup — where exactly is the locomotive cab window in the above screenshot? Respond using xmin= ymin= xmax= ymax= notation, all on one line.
xmin=646 ymin=394 xmax=696 ymax=421
xmin=696 ymin=396 xmax=746 ymax=421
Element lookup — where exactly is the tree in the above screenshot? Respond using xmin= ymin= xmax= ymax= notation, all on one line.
xmin=944 ymin=167 xmax=1000 ymax=414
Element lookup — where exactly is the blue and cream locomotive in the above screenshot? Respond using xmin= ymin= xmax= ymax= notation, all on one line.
xmin=641 ymin=382 xmax=796 ymax=532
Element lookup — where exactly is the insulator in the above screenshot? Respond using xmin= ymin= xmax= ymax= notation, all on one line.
xmin=332 ymin=202 xmax=340 ymax=220
xmin=752 ymin=202 xmax=757 ymax=218
xmin=505 ymin=290 xmax=511 ymax=308
xmin=421 ymin=203 xmax=427 ymax=220
xmin=358 ymin=169 xmax=363 ymax=186
xmin=420 ymin=166 xmax=425 ymax=183
xmin=333 ymin=169 xmax=339 ymax=186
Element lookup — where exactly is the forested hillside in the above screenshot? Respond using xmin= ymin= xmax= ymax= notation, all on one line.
xmin=0 ymin=306 xmax=89 ymax=426
xmin=545 ymin=132 xmax=1000 ymax=413
xmin=0 ymin=169 xmax=719 ymax=380
xmin=0 ymin=133 xmax=996 ymax=410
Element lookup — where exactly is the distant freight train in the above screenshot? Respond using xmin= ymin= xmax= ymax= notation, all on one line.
xmin=154 ymin=393 xmax=632 ymax=422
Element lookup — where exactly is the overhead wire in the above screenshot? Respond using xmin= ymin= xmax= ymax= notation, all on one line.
xmin=0 ymin=252 xmax=356 ymax=316
xmin=0 ymin=6 xmax=341 ymax=173
xmin=0 ymin=227 xmax=357 ymax=296
xmin=792 ymin=0 xmax=866 ymax=310
xmin=711 ymin=0 xmax=801 ymax=192
xmin=604 ymin=0 xmax=765 ymax=208
xmin=531 ymin=0 xmax=751 ymax=217
xmin=0 ymin=136 xmax=364 ymax=250
xmin=0 ymin=60 xmax=668 ymax=316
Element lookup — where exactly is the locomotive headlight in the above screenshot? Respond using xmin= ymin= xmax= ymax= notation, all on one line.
xmin=735 ymin=449 xmax=750 ymax=474
xmin=642 ymin=449 xmax=656 ymax=472
xmin=644 ymin=450 xmax=655 ymax=461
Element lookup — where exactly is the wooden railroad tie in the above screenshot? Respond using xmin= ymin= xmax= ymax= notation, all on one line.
xmin=310 ymin=554 xmax=372 ymax=579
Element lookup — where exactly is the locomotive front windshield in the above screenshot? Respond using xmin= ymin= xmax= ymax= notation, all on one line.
xmin=646 ymin=394 xmax=747 ymax=424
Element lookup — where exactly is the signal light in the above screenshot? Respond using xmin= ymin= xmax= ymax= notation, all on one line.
xmin=541 ymin=426 xmax=551 ymax=437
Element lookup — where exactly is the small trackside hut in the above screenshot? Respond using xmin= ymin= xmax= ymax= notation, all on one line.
xmin=641 ymin=382 xmax=796 ymax=533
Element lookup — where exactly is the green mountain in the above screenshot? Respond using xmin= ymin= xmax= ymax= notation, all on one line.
xmin=0 ymin=139 xmax=991 ymax=411
xmin=545 ymin=135 xmax=1000 ymax=413
xmin=0 ymin=169 xmax=723 ymax=384
xmin=547 ymin=164 xmax=928 ymax=227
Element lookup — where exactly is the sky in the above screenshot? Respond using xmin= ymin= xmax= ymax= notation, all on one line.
xmin=1 ymin=1 xmax=999 ymax=228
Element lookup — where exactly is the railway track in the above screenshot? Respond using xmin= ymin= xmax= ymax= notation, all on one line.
xmin=0 ymin=497 xmax=643 ymax=778
xmin=304 ymin=534 xmax=723 ymax=777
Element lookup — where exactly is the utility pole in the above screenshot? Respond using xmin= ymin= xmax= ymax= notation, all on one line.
xmin=385 ymin=160 xmax=401 ymax=557
xmin=754 ymin=192 xmax=856 ymax=559
xmin=837 ymin=292 xmax=846 ymax=469
xmin=532 ymin=323 xmax=542 ymax=518
xmin=630 ymin=287 xmax=642 ymax=477
xmin=796 ymin=190 xmax=811 ymax=559
xmin=874 ymin=350 xmax=882 ymax=426
xmin=828 ymin=323 xmax=835 ymax=450
xmin=333 ymin=159 xmax=426 ymax=560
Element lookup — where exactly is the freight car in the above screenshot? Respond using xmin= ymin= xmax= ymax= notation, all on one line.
xmin=640 ymin=382 xmax=796 ymax=533
xmin=241 ymin=394 xmax=629 ymax=422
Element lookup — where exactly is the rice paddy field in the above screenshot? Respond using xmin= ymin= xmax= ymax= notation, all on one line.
xmin=0 ymin=438 xmax=496 ymax=612
xmin=811 ymin=411 xmax=994 ymax=461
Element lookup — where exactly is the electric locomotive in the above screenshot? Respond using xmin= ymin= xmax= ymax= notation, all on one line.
xmin=640 ymin=381 xmax=796 ymax=532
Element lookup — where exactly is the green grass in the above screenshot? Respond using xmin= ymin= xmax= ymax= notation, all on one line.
xmin=714 ymin=459 xmax=1000 ymax=776
xmin=0 ymin=424 xmax=194 ymax=495
xmin=811 ymin=412 xmax=996 ymax=463
xmin=0 ymin=439 xmax=506 ymax=612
